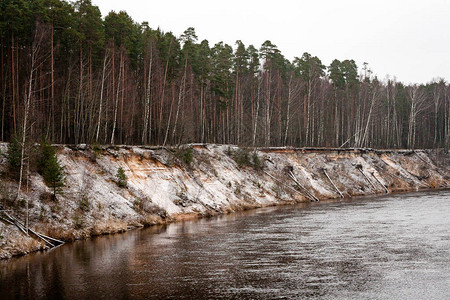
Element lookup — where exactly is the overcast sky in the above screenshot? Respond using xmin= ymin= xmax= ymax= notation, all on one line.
xmin=91 ymin=0 xmax=450 ymax=84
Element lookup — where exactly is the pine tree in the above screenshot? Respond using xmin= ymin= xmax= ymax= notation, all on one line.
xmin=6 ymin=135 xmax=21 ymax=179
xmin=39 ymin=142 xmax=65 ymax=196
xmin=116 ymin=167 xmax=127 ymax=187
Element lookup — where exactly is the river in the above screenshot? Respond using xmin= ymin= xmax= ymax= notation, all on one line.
xmin=1 ymin=190 xmax=449 ymax=299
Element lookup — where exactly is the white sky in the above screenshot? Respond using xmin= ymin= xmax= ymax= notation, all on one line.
xmin=91 ymin=0 xmax=450 ymax=84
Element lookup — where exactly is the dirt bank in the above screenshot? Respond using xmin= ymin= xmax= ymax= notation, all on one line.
xmin=1 ymin=144 xmax=449 ymax=259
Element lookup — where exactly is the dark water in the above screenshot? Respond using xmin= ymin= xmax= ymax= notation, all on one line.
xmin=1 ymin=190 xmax=449 ymax=299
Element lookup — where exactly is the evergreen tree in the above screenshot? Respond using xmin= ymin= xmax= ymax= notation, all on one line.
xmin=116 ymin=167 xmax=127 ymax=187
xmin=6 ymin=135 xmax=22 ymax=179
xmin=0 ymin=0 xmax=447 ymax=149
xmin=211 ymin=42 xmax=233 ymax=99
xmin=39 ymin=142 xmax=65 ymax=195
xmin=328 ymin=59 xmax=345 ymax=89
xmin=293 ymin=52 xmax=325 ymax=81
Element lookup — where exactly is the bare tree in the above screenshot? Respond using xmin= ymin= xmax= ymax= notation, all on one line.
xmin=142 ymin=40 xmax=153 ymax=144
xmin=110 ymin=48 xmax=124 ymax=145
xmin=17 ymin=22 xmax=48 ymax=199
xmin=95 ymin=49 xmax=110 ymax=142
xmin=407 ymin=85 xmax=428 ymax=149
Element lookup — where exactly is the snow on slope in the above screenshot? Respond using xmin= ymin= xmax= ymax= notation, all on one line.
xmin=0 ymin=143 xmax=449 ymax=259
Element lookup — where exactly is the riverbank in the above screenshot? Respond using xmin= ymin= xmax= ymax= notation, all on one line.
xmin=1 ymin=143 xmax=449 ymax=259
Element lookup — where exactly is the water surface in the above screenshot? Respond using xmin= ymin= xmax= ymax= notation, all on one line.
xmin=1 ymin=190 xmax=449 ymax=299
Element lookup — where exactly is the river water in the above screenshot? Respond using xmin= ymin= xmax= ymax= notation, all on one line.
xmin=1 ymin=190 xmax=449 ymax=299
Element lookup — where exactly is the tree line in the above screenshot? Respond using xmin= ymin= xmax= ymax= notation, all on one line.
xmin=1 ymin=0 xmax=449 ymax=149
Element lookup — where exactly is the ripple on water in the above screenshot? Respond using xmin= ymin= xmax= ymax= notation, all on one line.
xmin=1 ymin=190 xmax=450 ymax=299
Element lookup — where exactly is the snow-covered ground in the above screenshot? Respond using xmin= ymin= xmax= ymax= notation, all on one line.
xmin=1 ymin=143 xmax=449 ymax=259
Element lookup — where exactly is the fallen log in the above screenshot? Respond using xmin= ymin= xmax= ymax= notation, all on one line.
xmin=1 ymin=211 xmax=64 ymax=247
xmin=263 ymin=170 xmax=309 ymax=200
xmin=357 ymin=167 xmax=378 ymax=191
xmin=370 ymin=171 xmax=389 ymax=193
xmin=322 ymin=168 xmax=344 ymax=198
xmin=287 ymin=171 xmax=319 ymax=202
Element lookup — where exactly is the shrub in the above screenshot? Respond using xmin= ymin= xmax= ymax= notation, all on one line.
xmin=230 ymin=148 xmax=263 ymax=170
xmin=252 ymin=153 xmax=263 ymax=170
xmin=39 ymin=207 xmax=48 ymax=221
xmin=90 ymin=142 xmax=102 ymax=161
xmin=40 ymin=191 xmax=57 ymax=203
xmin=133 ymin=198 xmax=144 ymax=211
xmin=174 ymin=147 xmax=194 ymax=165
xmin=92 ymin=142 xmax=102 ymax=154
xmin=234 ymin=184 xmax=242 ymax=195
xmin=133 ymin=198 xmax=165 ymax=215
xmin=116 ymin=167 xmax=127 ymax=187
xmin=225 ymin=147 xmax=233 ymax=156
xmin=78 ymin=196 xmax=90 ymax=212
xmin=271 ymin=184 xmax=283 ymax=198
xmin=73 ymin=213 xmax=85 ymax=229
xmin=233 ymin=148 xmax=251 ymax=167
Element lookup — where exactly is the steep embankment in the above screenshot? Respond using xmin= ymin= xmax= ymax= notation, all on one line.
xmin=1 ymin=144 xmax=449 ymax=259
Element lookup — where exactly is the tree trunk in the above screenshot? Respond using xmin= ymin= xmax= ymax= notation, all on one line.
xmin=142 ymin=42 xmax=153 ymax=144
xmin=51 ymin=22 xmax=55 ymax=141
xmin=360 ymin=87 xmax=377 ymax=147
xmin=253 ymin=77 xmax=262 ymax=147
xmin=96 ymin=50 xmax=108 ymax=142
xmin=284 ymin=75 xmax=293 ymax=145
xmin=172 ymin=57 xmax=187 ymax=143
xmin=18 ymin=23 xmax=43 ymax=199
xmin=111 ymin=50 xmax=123 ymax=145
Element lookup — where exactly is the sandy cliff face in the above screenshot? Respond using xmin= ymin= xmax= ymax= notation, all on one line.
xmin=1 ymin=144 xmax=449 ymax=259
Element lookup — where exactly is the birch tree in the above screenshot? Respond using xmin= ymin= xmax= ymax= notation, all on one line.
xmin=407 ymin=85 xmax=428 ymax=149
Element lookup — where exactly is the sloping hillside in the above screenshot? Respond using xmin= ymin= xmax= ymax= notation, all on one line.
xmin=1 ymin=143 xmax=449 ymax=259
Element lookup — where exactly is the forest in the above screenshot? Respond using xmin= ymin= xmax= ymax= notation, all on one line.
xmin=1 ymin=0 xmax=449 ymax=149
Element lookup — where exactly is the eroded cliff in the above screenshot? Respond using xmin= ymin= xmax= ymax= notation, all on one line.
xmin=1 ymin=143 xmax=449 ymax=259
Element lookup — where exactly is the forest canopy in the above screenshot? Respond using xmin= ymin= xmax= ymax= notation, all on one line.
xmin=1 ymin=0 xmax=449 ymax=149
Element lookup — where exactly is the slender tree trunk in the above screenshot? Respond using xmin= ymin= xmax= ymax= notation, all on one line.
xmin=111 ymin=51 xmax=123 ymax=145
xmin=51 ymin=22 xmax=55 ymax=141
xmin=1 ymin=39 xmax=5 ymax=141
xmin=444 ymin=86 xmax=449 ymax=149
xmin=433 ymin=85 xmax=441 ymax=147
xmin=172 ymin=57 xmax=187 ymax=143
xmin=253 ymin=77 xmax=262 ymax=147
xmin=18 ymin=24 xmax=42 ymax=199
xmin=361 ymin=87 xmax=377 ymax=147
xmin=159 ymin=40 xmax=172 ymax=143
xmin=306 ymin=78 xmax=312 ymax=144
xmin=265 ymin=69 xmax=270 ymax=146
xmin=235 ymin=68 xmax=239 ymax=144
xmin=284 ymin=75 xmax=293 ymax=145
xmin=75 ymin=47 xmax=83 ymax=144
xmin=142 ymin=42 xmax=153 ymax=144
xmin=408 ymin=102 xmax=415 ymax=149
xmin=61 ymin=66 xmax=71 ymax=143
xmin=163 ymin=84 xmax=175 ymax=146
xmin=96 ymin=50 xmax=108 ymax=142
xmin=11 ymin=34 xmax=17 ymax=134
xmin=200 ymin=78 xmax=205 ymax=142
xmin=334 ymin=89 xmax=339 ymax=146
xmin=120 ymin=58 xmax=125 ymax=144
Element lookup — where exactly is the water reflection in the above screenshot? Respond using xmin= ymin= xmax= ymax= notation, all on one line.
xmin=1 ymin=190 xmax=449 ymax=299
